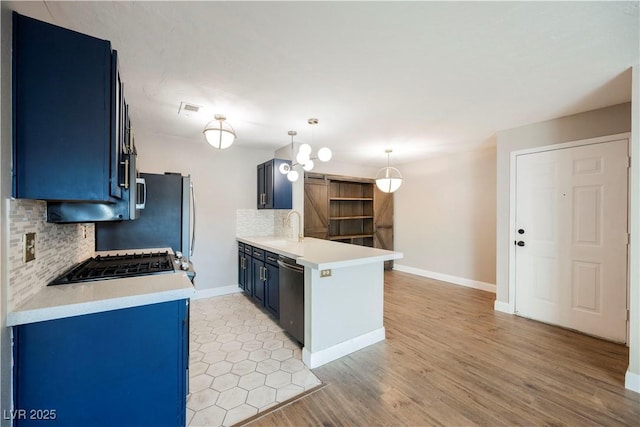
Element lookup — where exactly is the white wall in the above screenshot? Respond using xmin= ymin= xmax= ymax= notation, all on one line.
xmin=135 ymin=133 xmax=275 ymax=291
xmin=395 ymin=146 xmax=497 ymax=288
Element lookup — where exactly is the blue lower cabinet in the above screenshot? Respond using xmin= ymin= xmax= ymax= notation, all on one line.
xmin=13 ymin=299 xmax=189 ymax=427
xmin=264 ymin=252 xmax=280 ymax=317
xmin=238 ymin=243 xmax=252 ymax=295
xmin=238 ymin=242 xmax=280 ymax=319
xmin=252 ymin=257 xmax=266 ymax=304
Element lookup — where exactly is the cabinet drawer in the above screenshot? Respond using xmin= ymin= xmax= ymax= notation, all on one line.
xmin=265 ymin=251 xmax=279 ymax=267
xmin=238 ymin=242 xmax=244 ymax=252
xmin=252 ymin=248 xmax=265 ymax=260
xmin=244 ymin=244 xmax=252 ymax=255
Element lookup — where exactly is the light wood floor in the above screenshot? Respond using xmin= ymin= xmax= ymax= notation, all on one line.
xmin=246 ymin=270 xmax=640 ymax=426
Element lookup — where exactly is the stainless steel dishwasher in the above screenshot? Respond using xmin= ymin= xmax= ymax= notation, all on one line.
xmin=277 ymin=255 xmax=304 ymax=345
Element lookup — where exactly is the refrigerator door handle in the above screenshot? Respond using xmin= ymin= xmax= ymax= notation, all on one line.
xmin=190 ymin=180 xmax=196 ymax=258
xmin=135 ymin=178 xmax=146 ymax=210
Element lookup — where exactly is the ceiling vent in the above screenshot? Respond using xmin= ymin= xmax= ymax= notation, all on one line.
xmin=178 ymin=101 xmax=202 ymax=116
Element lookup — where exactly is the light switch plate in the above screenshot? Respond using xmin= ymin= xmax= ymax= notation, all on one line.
xmin=23 ymin=232 xmax=36 ymax=263
xmin=320 ymin=269 xmax=332 ymax=278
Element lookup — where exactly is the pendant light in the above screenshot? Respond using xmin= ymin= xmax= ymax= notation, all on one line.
xmin=279 ymin=118 xmax=332 ymax=182
xmin=203 ymin=114 xmax=236 ymax=149
xmin=375 ymin=149 xmax=402 ymax=193
xmin=279 ymin=131 xmax=301 ymax=182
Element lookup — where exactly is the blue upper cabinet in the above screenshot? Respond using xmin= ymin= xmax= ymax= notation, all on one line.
xmin=12 ymin=12 xmax=124 ymax=202
xmin=257 ymin=159 xmax=292 ymax=209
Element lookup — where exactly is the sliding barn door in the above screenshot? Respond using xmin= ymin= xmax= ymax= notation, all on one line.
xmin=304 ymin=177 xmax=329 ymax=239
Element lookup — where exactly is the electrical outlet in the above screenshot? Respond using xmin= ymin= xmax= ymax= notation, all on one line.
xmin=320 ymin=269 xmax=332 ymax=278
xmin=23 ymin=232 xmax=36 ymax=263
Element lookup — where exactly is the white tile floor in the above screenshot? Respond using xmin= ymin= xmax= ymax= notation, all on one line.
xmin=187 ymin=293 xmax=322 ymax=427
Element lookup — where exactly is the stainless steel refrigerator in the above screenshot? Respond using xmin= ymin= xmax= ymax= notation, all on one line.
xmin=95 ymin=172 xmax=195 ymax=274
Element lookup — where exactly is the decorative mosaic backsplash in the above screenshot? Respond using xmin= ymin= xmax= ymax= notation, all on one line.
xmin=8 ymin=199 xmax=95 ymax=310
xmin=236 ymin=209 xmax=290 ymax=238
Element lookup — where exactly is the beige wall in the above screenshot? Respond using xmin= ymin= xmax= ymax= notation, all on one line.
xmin=136 ymin=134 xmax=275 ymax=292
xmin=495 ymin=102 xmax=632 ymax=307
xmin=628 ymin=66 xmax=639 ymax=389
xmin=395 ymin=145 xmax=497 ymax=286
xmin=495 ymin=101 xmax=636 ymax=391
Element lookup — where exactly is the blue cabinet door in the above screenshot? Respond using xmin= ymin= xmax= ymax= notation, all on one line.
xmin=252 ymin=257 xmax=266 ymax=304
xmin=257 ymin=162 xmax=266 ymax=208
xmin=12 ymin=13 xmax=120 ymax=202
xmin=270 ymin=159 xmax=292 ymax=209
xmin=265 ymin=262 xmax=280 ymax=317
xmin=257 ymin=159 xmax=292 ymax=210
xmin=238 ymin=250 xmax=252 ymax=295
xmin=13 ymin=300 xmax=188 ymax=427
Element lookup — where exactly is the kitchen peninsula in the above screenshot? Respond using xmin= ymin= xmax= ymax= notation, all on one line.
xmin=237 ymin=236 xmax=402 ymax=368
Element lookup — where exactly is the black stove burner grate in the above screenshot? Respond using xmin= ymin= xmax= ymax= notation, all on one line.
xmin=49 ymin=251 xmax=175 ymax=285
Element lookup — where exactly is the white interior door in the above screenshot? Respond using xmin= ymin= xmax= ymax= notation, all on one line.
xmin=514 ymin=139 xmax=628 ymax=342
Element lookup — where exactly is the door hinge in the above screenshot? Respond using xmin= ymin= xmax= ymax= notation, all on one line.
xmin=628 ymin=156 xmax=631 ymax=168
xmin=627 ymin=309 xmax=630 ymax=321
xmin=627 ymin=233 xmax=631 ymax=245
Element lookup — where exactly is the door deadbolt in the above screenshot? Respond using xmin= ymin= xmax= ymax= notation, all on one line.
xmin=517 ymin=229 xmax=525 ymax=234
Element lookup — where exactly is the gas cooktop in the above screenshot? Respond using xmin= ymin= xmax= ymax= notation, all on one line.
xmin=49 ymin=251 xmax=175 ymax=286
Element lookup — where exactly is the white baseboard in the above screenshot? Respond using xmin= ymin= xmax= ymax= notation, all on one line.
xmin=302 ymin=327 xmax=385 ymax=369
xmin=626 ymin=369 xmax=640 ymax=393
xmin=192 ymin=285 xmax=242 ymax=300
xmin=393 ymin=264 xmax=496 ymax=293
xmin=494 ymin=300 xmax=514 ymax=314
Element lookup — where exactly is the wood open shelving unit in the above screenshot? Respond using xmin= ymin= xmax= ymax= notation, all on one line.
xmin=327 ymin=179 xmax=375 ymax=246
xmin=304 ymin=172 xmax=395 ymax=268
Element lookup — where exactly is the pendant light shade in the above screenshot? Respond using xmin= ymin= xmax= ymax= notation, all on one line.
xmin=203 ymin=114 xmax=236 ymax=149
xmin=375 ymin=149 xmax=402 ymax=193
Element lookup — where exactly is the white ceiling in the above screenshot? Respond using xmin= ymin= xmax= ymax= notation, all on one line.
xmin=4 ymin=1 xmax=639 ymax=167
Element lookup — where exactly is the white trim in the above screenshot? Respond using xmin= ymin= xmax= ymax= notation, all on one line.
xmin=507 ymin=133 xmax=632 ymax=314
xmin=394 ymin=264 xmax=496 ymax=293
xmin=494 ymin=300 xmax=514 ymax=314
xmin=625 ymin=369 xmax=640 ymax=394
xmin=510 ymin=132 xmax=631 ymax=157
xmin=302 ymin=327 xmax=385 ymax=369
xmin=191 ymin=285 xmax=242 ymax=300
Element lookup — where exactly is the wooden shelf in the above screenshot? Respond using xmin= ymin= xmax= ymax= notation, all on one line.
xmin=328 ymin=234 xmax=374 ymax=240
xmin=305 ymin=172 xmax=394 ymax=269
xmin=330 ymin=216 xmax=374 ymax=220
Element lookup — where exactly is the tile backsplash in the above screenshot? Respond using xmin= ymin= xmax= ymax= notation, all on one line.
xmin=8 ymin=199 xmax=95 ymax=310
xmin=236 ymin=209 xmax=290 ymax=238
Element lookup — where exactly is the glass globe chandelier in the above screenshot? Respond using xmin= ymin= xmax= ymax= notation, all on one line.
xmin=375 ymin=149 xmax=403 ymax=193
xmin=279 ymin=118 xmax=332 ymax=182
xmin=203 ymin=114 xmax=236 ymax=149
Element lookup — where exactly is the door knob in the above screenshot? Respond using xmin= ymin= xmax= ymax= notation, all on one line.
xmin=516 ymin=241 xmax=525 ymax=247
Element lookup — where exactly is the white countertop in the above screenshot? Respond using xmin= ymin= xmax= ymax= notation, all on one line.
xmin=7 ymin=248 xmax=195 ymax=327
xmin=237 ymin=236 xmax=403 ymax=270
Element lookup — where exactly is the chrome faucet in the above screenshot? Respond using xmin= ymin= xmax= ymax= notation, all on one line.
xmin=285 ymin=210 xmax=303 ymax=242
